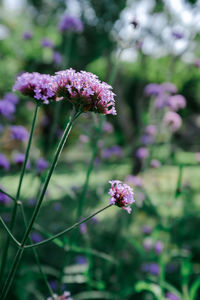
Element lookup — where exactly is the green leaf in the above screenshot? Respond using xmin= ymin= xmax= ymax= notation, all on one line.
xmin=189 ymin=277 xmax=200 ymax=300
xmin=135 ymin=281 xmax=162 ymax=299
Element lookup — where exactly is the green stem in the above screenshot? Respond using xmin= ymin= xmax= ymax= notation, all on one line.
xmin=0 ymin=188 xmax=16 ymax=202
xmin=0 ymin=103 xmax=39 ymax=284
xmin=25 ymin=204 xmax=112 ymax=249
xmin=0 ymin=110 xmax=81 ymax=299
xmin=18 ymin=202 xmax=55 ymax=299
xmin=0 ymin=217 xmax=20 ymax=247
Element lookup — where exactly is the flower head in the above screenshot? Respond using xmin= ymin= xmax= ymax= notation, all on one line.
xmin=41 ymin=38 xmax=54 ymax=48
xmin=154 ymin=240 xmax=163 ymax=254
xmin=10 ymin=125 xmax=29 ymax=141
xmin=13 ymin=153 xmax=30 ymax=168
xmin=166 ymin=292 xmax=181 ymax=300
xmin=13 ymin=72 xmax=54 ymax=104
xmin=144 ymin=83 xmax=161 ymax=96
xmin=59 ymin=14 xmax=83 ymax=33
xmin=0 ymin=154 xmax=10 ymax=171
xmin=23 ymin=31 xmax=33 ymax=40
xmin=136 ymin=147 xmax=149 ymax=160
xmin=52 ymin=68 xmax=116 ymax=115
xmin=145 ymin=125 xmax=157 ymax=136
xmin=0 ymin=100 xmax=16 ymax=118
xmin=47 ymin=291 xmax=73 ymax=300
xmin=4 ymin=93 xmax=19 ymax=105
xmin=150 ymin=159 xmax=161 ymax=168
xmin=167 ymin=94 xmax=186 ymax=111
xmin=108 ymin=180 xmax=134 ymax=213
xmin=36 ymin=158 xmax=49 ymax=175
xmin=163 ymin=111 xmax=182 ymax=132
xmin=53 ymin=51 xmax=62 ymax=65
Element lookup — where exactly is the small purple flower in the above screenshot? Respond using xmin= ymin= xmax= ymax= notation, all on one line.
xmin=47 ymin=291 xmax=73 ymax=300
xmin=141 ymin=134 xmax=154 ymax=145
xmin=163 ymin=111 xmax=182 ymax=132
xmin=143 ymin=238 xmax=153 ymax=251
xmin=0 ymin=187 xmax=11 ymax=205
xmin=31 ymin=232 xmax=43 ymax=243
xmin=154 ymin=240 xmax=163 ymax=254
xmin=108 ymin=180 xmax=135 ymax=214
xmin=80 ymin=222 xmax=87 ymax=235
xmin=59 ymin=14 xmax=83 ymax=33
xmin=144 ymin=83 xmax=161 ymax=96
xmin=23 ymin=31 xmax=33 ymax=40
xmin=136 ymin=147 xmax=149 ymax=160
xmin=161 ymin=82 xmax=177 ymax=94
xmin=13 ymin=153 xmax=31 ymax=169
xmin=103 ymin=121 xmax=114 ymax=133
xmin=142 ymin=263 xmax=160 ymax=276
xmin=166 ymin=292 xmax=181 ymax=300
xmin=49 ymin=280 xmax=57 ymax=292
xmin=36 ymin=158 xmax=49 ymax=175
xmin=125 ymin=175 xmax=143 ymax=187
xmin=150 ymin=159 xmax=161 ymax=168
xmin=141 ymin=225 xmax=152 ymax=234
xmin=10 ymin=125 xmax=29 ymax=141
xmin=167 ymin=94 xmax=186 ymax=111
xmin=4 ymin=93 xmax=19 ymax=105
xmin=145 ymin=125 xmax=157 ymax=136
xmin=172 ymin=31 xmax=184 ymax=39
xmin=0 ymin=100 xmax=16 ymax=118
xmin=53 ymin=51 xmax=62 ymax=65
xmin=52 ymin=68 xmax=116 ymax=115
xmin=13 ymin=72 xmax=55 ymax=104
xmin=76 ymin=256 xmax=87 ymax=265
xmin=41 ymin=38 xmax=54 ymax=48
xmin=195 ymin=152 xmax=200 ymax=163
xmin=0 ymin=153 xmax=10 ymax=171
xmin=79 ymin=134 xmax=89 ymax=143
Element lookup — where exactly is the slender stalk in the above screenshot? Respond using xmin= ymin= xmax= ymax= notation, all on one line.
xmin=18 ymin=203 xmax=55 ymax=299
xmin=0 ymin=188 xmax=16 ymax=202
xmin=0 ymin=110 xmax=81 ymax=299
xmin=25 ymin=204 xmax=112 ymax=249
xmin=0 ymin=103 xmax=39 ymax=284
xmin=0 ymin=217 xmax=20 ymax=247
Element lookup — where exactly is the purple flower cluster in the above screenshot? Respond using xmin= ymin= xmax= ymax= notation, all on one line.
xmin=0 ymin=187 xmax=11 ymax=205
xmin=150 ymin=159 xmax=161 ymax=168
xmin=47 ymin=291 xmax=73 ymax=300
xmin=23 ymin=31 xmax=33 ymax=40
xmin=13 ymin=72 xmax=55 ymax=104
xmin=13 ymin=69 xmax=116 ymax=115
xmin=141 ymin=262 xmax=160 ymax=276
xmin=0 ymin=93 xmax=18 ymax=119
xmin=41 ymin=38 xmax=54 ymax=49
xmin=13 ymin=153 xmax=30 ymax=169
xmin=166 ymin=292 xmax=181 ymax=300
xmin=108 ymin=180 xmax=135 ymax=214
xmin=36 ymin=158 xmax=49 ymax=175
xmin=52 ymin=69 xmax=116 ymax=115
xmin=10 ymin=125 xmax=29 ymax=141
xmin=102 ymin=145 xmax=123 ymax=159
xmin=59 ymin=14 xmax=83 ymax=33
xmin=163 ymin=111 xmax=182 ymax=132
xmin=136 ymin=147 xmax=149 ymax=160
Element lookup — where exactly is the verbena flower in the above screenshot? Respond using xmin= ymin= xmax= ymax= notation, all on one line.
xmin=47 ymin=291 xmax=73 ymax=300
xmin=0 ymin=99 xmax=16 ymax=118
xmin=144 ymin=83 xmax=161 ymax=96
xmin=136 ymin=147 xmax=149 ymax=159
xmin=10 ymin=125 xmax=29 ymax=141
xmin=154 ymin=240 xmax=163 ymax=254
xmin=167 ymin=94 xmax=186 ymax=111
xmin=108 ymin=180 xmax=134 ymax=213
xmin=102 ymin=145 xmax=123 ymax=159
xmin=4 ymin=93 xmax=19 ymax=104
xmin=41 ymin=38 xmax=54 ymax=48
xmin=166 ymin=292 xmax=181 ymax=300
xmin=141 ymin=263 xmax=160 ymax=276
xmin=141 ymin=225 xmax=152 ymax=234
xmin=53 ymin=51 xmax=62 ymax=65
xmin=145 ymin=125 xmax=157 ymax=136
xmin=161 ymin=82 xmax=177 ymax=94
xmin=13 ymin=72 xmax=55 ymax=104
xmin=143 ymin=238 xmax=153 ymax=251
xmin=13 ymin=153 xmax=30 ymax=169
xmin=22 ymin=31 xmax=33 ymax=40
xmin=0 ymin=153 xmax=10 ymax=171
xmin=163 ymin=111 xmax=182 ymax=132
xmin=172 ymin=31 xmax=184 ymax=39
xmin=52 ymin=68 xmax=116 ymax=114
xmin=59 ymin=14 xmax=83 ymax=33
xmin=125 ymin=175 xmax=143 ymax=187
xmin=36 ymin=158 xmax=49 ymax=174
xmin=141 ymin=134 xmax=154 ymax=145
xmin=150 ymin=159 xmax=161 ymax=168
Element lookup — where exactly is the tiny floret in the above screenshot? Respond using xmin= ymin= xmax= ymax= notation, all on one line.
xmin=108 ymin=180 xmax=135 ymax=213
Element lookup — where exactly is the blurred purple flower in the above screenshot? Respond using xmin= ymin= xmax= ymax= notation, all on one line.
xmin=10 ymin=125 xmax=29 ymax=141
xmin=144 ymin=83 xmax=161 ymax=96
xmin=76 ymin=256 xmax=87 ymax=265
xmin=13 ymin=153 xmax=29 ymax=168
xmin=0 ymin=153 xmax=10 ymax=171
xmin=141 ymin=134 xmax=154 ymax=145
xmin=145 ymin=125 xmax=157 ymax=136
xmin=23 ymin=31 xmax=33 ymax=40
xmin=143 ymin=238 xmax=153 ymax=251
xmin=59 ymin=14 xmax=83 ymax=33
xmin=172 ymin=31 xmax=184 ymax=39
xmin=154 ymin=240 xmax=163 ymax=254
xmin=142 ymin=263 xmax=160 ymax=276
xmin=102 ymin=145 xmax=123 ymax=159
xmin=49 ymin=280 xmax=57 ymax=292
xmin=0 ymin=187 xmax=11 ymax=205
xmin=150 ymin=159 xmax=161 ymax=168
xmin=167 ymin=94 xmax=186 ymax=111
xmin=53 ymin=51 xmax=62 ymax=65
xmin=80 ymin=222 xmax=87 ymax=234
xmin=31 ymin=232 xmax=43 ymax=243
xmin=163 ymin=111 xmax=182 ymax=132
xmin=136 ymin=147 xmax=149 ymax=160
xmin=109 ymin=180 xmax=135 ymax=214
xmin=36 ymin=158 xmax=49 ymax=175
xmin=103 ymin=121 xmax=114 ymax=133
xmin=4 ymin=93 xmax=19 ymax=105
xmin=41 ymin=38 xmax=54 ymax=48
xmin=0 ymin=100 xmax=16 ymax=118
xmin=161 ymin=82 xmax=177 ymax=94
xmin=125 ymin=175 xmax=143 ymax=188
xmin=141 ymin=225 xmax=152 ymax=234
xmin=79 ymin=134 xmax=89 ymax=143
xmin=195 ymin=152 xmax=200 ymax=163
xmin=166 ymin=292 xmax=181 ymax=300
